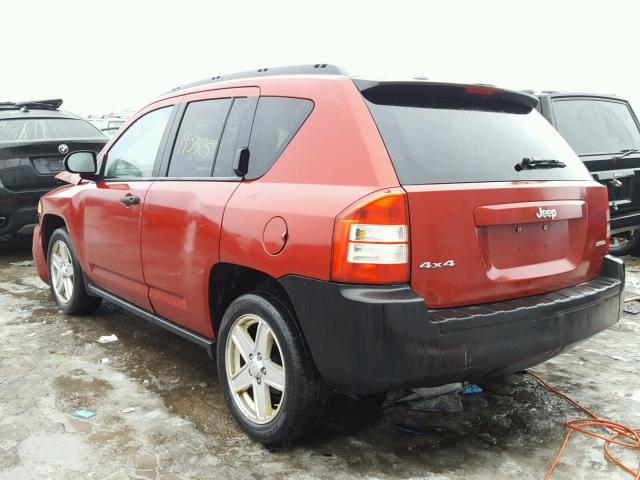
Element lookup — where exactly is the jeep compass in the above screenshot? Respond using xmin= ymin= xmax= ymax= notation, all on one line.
xmin=32 ymin=65 xmax=624 ymax=444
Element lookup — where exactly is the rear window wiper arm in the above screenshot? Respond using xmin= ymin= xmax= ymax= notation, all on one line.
xmin=515 ymin=157 xmax=566 ymax=171
xmin=614 ymin=148 xmax=640 ymax=160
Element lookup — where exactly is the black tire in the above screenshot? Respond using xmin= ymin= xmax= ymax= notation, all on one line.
xmin=609 ymin=231 xmax=640 ymax=257
xmin=217 ymin=292 xmax=327 ymax=445
xmin=47 ymin=228 xmax=102 ymax=315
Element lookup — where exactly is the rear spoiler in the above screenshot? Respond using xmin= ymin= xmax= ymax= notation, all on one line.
xmin=0 ymin=99 xmax=63 ymax=111
xmin=354 ymin=80 xmax=539 ymax=109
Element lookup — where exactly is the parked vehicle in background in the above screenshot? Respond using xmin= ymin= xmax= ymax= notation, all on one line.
xmin=33 ymin=65 xmax=624 ymax=444
xmin=533 ymin=92 xmax=640 ymax=256
xmin=0 ymin=99 xmax=106 ymax=240
xmin=86 ymin=114 xmax=129 ymax=137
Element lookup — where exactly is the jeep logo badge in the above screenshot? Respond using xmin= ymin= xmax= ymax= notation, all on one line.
xmin=535 ymin=207 xmax=557 ymax=220
xmin=58 ymin=144 xmax=69 ymax=154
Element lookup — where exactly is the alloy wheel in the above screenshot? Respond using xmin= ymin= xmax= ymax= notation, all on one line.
xmin=225 ymin=313 xmax=286 ymax=424
xmin=50 ymin=240 xmax=74 ymax=304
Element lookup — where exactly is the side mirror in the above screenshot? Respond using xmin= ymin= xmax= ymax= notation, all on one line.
xmin=64 ymin=151 xmax=98 ymax=179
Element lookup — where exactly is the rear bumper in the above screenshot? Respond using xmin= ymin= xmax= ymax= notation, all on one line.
xmin=280 ymin=255 xmax=624 ymax=394
xmin=0 ymin=181 xmax=52 ymax=238
xmin=610 ymin=209 xmax=640 ymax=233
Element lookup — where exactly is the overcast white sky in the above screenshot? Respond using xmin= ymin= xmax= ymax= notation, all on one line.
xmin=2 ymin=0 xmax=639 ymax=116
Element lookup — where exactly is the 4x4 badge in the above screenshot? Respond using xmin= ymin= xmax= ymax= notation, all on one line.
xmin=419 ymin=260 xmax=456 ymax=269
xmin=535 ymin=207 xmax=557 ymax=220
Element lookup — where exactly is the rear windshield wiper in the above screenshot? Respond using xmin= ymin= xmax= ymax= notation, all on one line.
xmin=514 ymin=157 xmax=566 ymax=171
xmin=614 ymin=148 xmax=640 ymax=160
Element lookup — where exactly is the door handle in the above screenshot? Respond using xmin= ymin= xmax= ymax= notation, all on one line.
xmin=119 ymin=195 xmax=140 ymax=206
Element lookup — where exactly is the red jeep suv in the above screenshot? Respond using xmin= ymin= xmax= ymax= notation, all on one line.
xmin=32 ymin=64 xmax=624 ymax=444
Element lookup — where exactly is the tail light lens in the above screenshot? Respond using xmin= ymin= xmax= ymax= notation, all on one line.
xmin=331 ymin=188 xmax=409 ymax=284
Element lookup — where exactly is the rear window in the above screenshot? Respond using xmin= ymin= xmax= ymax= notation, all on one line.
xmin=0 ymin=118 xmax=104 ymax=143
xmin=247 ymin=97 xmax=313 ymax=179
xmin=363 ymin=86 xmax=591 ymax=185
xmin=552 ymin=99 xmax=640 ymax=156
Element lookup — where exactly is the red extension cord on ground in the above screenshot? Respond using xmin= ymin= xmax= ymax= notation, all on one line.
xmin=527 ymin=371 xmax=640 ymax=479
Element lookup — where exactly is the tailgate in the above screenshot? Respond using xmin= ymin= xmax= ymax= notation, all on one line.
xmin=405 ymin=182 xmax=608 ymax=307
xmin=360 ymin=81 xmax=608 ymax=308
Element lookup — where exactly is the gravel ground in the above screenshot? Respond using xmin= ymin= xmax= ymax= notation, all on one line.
xmin=0 ymin=240 xmax=638 ymax=479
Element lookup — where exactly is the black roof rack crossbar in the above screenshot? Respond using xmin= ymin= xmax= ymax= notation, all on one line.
xmin=166 ymin=64 xmax=346 ymax=94
xmin=0 ymin=99 xmax=63 ymax=111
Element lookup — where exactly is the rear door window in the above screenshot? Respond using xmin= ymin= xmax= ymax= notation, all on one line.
xmin=213 ymin=97 xmax=257 ymax=177
xmin=552 ymin=98 xmax=640 ymax=155
xmin=168 ymin=98 xmax=232 ymax=177
xmin=246 ymin=97 xmax=313 ymax=179
xmin=363 ymin=86 xmax=591 ymax=185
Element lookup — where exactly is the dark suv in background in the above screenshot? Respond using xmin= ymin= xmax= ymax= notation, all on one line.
xmin=0 ymin=99 xmax=106 ymax=240
xmin=533 ymin=92 xmax=640 ymax=255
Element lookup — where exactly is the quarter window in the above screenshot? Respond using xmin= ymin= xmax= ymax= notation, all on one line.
xmin=104 ymin=107 xmax=173 ymax=179
xmin=247 ymin=97 xmax=313 ymax=179
xmin=168 ymin=99 xmax=232 ymax=177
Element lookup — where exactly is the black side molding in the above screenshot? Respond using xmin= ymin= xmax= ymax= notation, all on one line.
xmin=86 ymin=283 xmax=215 ymax=358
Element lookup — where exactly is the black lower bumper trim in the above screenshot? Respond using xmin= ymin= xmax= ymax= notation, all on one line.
xmin=611 ymin=210 xmax=640 ymax=232
xmin=280 ymin=255 xmax=624 ymax=394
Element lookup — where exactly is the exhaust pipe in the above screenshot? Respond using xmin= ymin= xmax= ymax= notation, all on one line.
xmin=0 ymin=217 xmax=6 ymax=227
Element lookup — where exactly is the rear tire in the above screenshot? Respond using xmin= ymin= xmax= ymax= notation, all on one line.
xmin=47 ymin=228 xmax=102 ymax=315
xmin=609 ymin=231 xmax=640 ymax=257
xmin=217 ymin=292 xmax=326 ymax=445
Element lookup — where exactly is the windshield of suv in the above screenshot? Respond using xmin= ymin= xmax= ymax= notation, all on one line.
xmin=552 ymin=99 xmax=640 ymax=156
xmin=363 ymin=86 xmax=590 ymax=185
xmin=0 ymin=118 xmax=104 ymax=143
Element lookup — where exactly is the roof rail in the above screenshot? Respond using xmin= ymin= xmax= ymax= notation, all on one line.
xmin=0 ymin=99 xmax=63 ymax=111
xmin=167 ymin=64 xmax=346 ymax=94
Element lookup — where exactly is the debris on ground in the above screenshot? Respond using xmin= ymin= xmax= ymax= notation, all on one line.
xmin=413 ymin=383 xmax=463 ymax=400
xmin=72 ymin=408 xmax=96 ymax=419
xmin=27 ymin=332 xmax=36 ymax=337
xmin=100 ymin=358 xmax=110 ymax=364
xmin=405 ymin=394 xmax=464 ymax=413
xmin=623 ymin=301 xmax=640 ymax=314
xmin=143 ymin=379 xmax=150 ymax=388
xmin=61 ymin=329 xmax=74 ymax=336
xmin=460 ymin=384 xmax=483 ymax=395
xmin=121 ymin=407 xmax=135 ymax=414
xmin=97 ymin=334 xmax=118 ymax=344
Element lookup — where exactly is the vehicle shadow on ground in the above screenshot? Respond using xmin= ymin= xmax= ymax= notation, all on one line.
xmin=72 ymin=297 xmax=568 ymax=468
xmin=0 ymin=237 xmax=33 ymax=258
xmin=0 ymin=240 xmax=568 ymax=469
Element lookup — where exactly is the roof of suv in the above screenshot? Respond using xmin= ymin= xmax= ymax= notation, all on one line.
xmin=527 ymin=91 xmax=626 ymax=102
xmin=0 ymin=99 xmax=83 ymax=120
xmin=162 ymin=63 xmax=539 ymax=108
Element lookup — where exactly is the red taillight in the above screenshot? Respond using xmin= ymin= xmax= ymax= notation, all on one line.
xmin=331 ymin=188 xmax=410 ymax=284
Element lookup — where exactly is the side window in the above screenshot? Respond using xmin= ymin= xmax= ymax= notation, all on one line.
xmin=213 ymin=97 xmax=256 ymax=177
xmin=247 ymin=97 xmax=313 ymax=179
xmin=104 ymin=107 xmax=173 ymax=179
xmin=168 ymin=98 xmax=232 ymax=177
